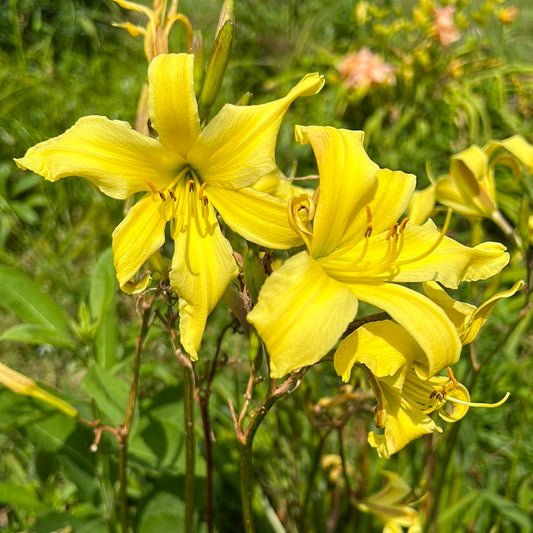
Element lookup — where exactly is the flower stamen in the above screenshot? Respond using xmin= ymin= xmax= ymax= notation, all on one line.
xmin=188 ymin=179 xmax=195 ymax=193
xmin=145 ymin=179 xmax=158 ymax=193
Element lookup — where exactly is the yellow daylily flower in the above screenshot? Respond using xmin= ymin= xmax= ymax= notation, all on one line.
xmin=0 ymin=362 xmax=78 ymax=418
xmin=16 ymin=53 xmax=324 ymax=359
xmin=355 ymin=470 xmax=422 ymax=533
xmin=248 ymin=126 xmax=509 ymax=378
xmin=113 ymin=0 xmax=192 ymax=61
xmin=334 ymin=320 xmax=507 ymax=458
xmin=422 ymin=279 xmax=524 ymax=345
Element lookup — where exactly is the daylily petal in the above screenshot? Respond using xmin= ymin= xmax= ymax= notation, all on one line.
xmin=334 ymin=321 xmax=419 ymax=386
xmin=207 ymin=185 xmax=303 ymax=249
xmin=247 ymin=252 xmax=359 ymax=378
xmin=15 ymin=116 xmax=183 ymax=199
xmin=148 ymin=53 xmax=201 ymax=155
xmin=434 ymin=176 xmax=481 ymax=217
xmin=188 ymin=73 xmax=324 ymax=189
xmin=368 ymin=383 xmax=441 ymax=459
xmin=423 ymin=279 xmax=524 ymax=345
xmin=294 ymin=126 xmax=379 ymax=257
xmin=169 ymin=183 xmax=239 ymax=359
xmin=369 ymin=219 xmax=508 ymax=288
xmin=366 ymin=169 xmax=416 ymax=235
xmin=408 ymin=183 xmax=437 ymax=225
xmin=345 ymin=282 xmax=461 ymax=377
xmin=112 ymin=194 xmax=168 ymax=287
xmin=253 ymin=169 xmax=315 ymax=201
xmin=484 ymin=135 xmax=533 ymax=172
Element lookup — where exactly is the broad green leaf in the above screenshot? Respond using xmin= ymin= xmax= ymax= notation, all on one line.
xmin=90 ymin=249 xmax=119 ymax=368
xmin=0 ymin=265 xmax=72 ymax=337
xmin=89 ymin=248 xmax=117 ymax=322
xmin=34 ymin=511 xmax=108 ymax=533
xmin=137 ymin=491 xmax=185 ymax=533
xmin=0 ymin=482 xmax=47 ymax=511
xmin=0 ymin=323 xmax=76 ymax=349
xmin=82 ymin=363 xmax=129 ymax=426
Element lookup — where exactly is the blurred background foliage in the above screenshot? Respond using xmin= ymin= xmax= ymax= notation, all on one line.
xmin=0 ymin=0 xmax=532 ymax=531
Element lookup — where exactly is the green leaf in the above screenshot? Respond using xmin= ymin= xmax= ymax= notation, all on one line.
xmin=484 ymin=492 xmax=533 ymax=530
xmin=34 ymin=511 xmax=108 ymax=533
xmin=89 ymin=248 xmax=117 ymax=322
xmin=0 ymin=265 xmax=72 ymax=338
xmin=90 ymin=248 xmax=119 ymax=368
xmin=0 ymin=482 xmax=47 ymax=511
xmin=0 ymin=323 xmax=76 ymax=349
xmin=82 ymin=363 xmax=129 ymax=426
xmin=137 ymin=492 xmax=185 ymax=533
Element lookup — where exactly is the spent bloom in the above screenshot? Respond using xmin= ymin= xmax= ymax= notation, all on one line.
xmin=338 ymin=48 xmax=396 ymax=91
xmin=432 ymin=6 xmax=461 ymax=47
xmin=248 ymin=126 xmax=509 ymax=378
xmin=16 ymin=53 xmax=324 ymax=359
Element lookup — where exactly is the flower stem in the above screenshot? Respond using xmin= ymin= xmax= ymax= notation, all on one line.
xmin=177 ymin=349 xmax=196 ymax=533
xmin=118 ymin=297 xmax=154 ymax=533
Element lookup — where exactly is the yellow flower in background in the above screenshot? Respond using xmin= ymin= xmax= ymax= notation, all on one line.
xmin=355 ymin=470 xmax=422 ymax=533
xmin=334 ymin=320 xmax=508 ymax=458
xmin=0 ymin=362 xmax=78 ymax=418
xmin=248 ymin=126 xmax=509 ymax=378
xmin=113 ymin=0 xmax=191 ymax=61
xmin=16 ymin=53 xmax=324 ymax=359
xmin=409 ymin=135 xmax=533 ymax=233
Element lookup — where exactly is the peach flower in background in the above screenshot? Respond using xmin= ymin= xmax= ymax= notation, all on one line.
xmin=338 ymin=48 xmax=396 ymax=91
xmin=433 ymin=6 xmax=461 ymax=47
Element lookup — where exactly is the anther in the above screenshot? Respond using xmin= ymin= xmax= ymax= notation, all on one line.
xmin=398 ymin=217 xmax=409 ymax=233
xmin=203 ymin=196 xmax=209 ymax=207
xmin=168 ymin=189 xmax=176 ymax=201
xmin=188 ymin=180 xmax=195 ymax=192
xmin=386 ymin=223 xmax=399 ymax=240
xmin=198 ymin=182 xmax=207 ymax=201
xmin=158 ymin=190 xmax=166 ymax=201
xmin=364 ymin=225 xmax=373 ymax=238
xmin=365 ymin=205 xmax=372 ymax=223
xmin=145 ymin=179 xmax=158 ymax=194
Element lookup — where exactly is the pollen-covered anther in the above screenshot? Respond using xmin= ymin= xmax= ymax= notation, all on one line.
xmin=188 ymin=180 xmax=195 ymax=193
xmin=202 ymin=196 xmax=209 ymax=207
xmin=198 ymin=182 xmax=207 ymax=201
xmin=168 ymin=189 xmax=176 ymax=201
xmin=364 ymin=225 xmax=373 ymax=238
xmin=158 ymin=190 xmax=166 ymax=201
xmin=398 ymin=217 xmax=409 ymax=233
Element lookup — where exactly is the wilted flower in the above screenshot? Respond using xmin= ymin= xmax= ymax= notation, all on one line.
xmin=338 ymin=48 xmax=396 ymax=91
xmin=433 ymin=6 xmax=461 ymax=47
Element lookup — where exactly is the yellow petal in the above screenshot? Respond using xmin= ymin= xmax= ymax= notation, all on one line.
xmin=169 ymin=183 xmax=239 ymax=360
xmin=112 ymin=194 xmax=168 ymax=288
xmin=188 ymin=73 xmax=325 ymax=189
xmin=207 ymin=185 xmax=303 ymax=249
xmin=449 ymin=145 xmax=496 ymax=215
xmin=408 ymin=184 xmax=437 ymax=225
xmin=148 ymin=53 xmax=201 ymax=154
xmin=434 ymin=176 xmax=481 ymax=217
xmin=368 ymin=384 xmax=441 ymax=459
xmin=253 ymin=169 xmax=315 ymax=201
xmin=387 ymin=220 xmax=509 ymax=288
xmin=461 ymin=280 xmax=524 ymax=344
xmin=294 ymin=126 xmax=379 ymax=258
xmin=15 ymin=116 xmax=183 ymax=199
xmin=346 ymin=282 xmax=461 ymax=377
xmin=484 ymin=135 xmax=533 ymax=172
xmin=247 ymin=252 xmax=359 ymax=378
xmin=422 ymin=281 xmax=475 ymax=332
xmin=334 ymin=321 xmax=419 ymax=386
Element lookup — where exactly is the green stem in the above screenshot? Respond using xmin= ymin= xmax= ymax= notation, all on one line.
xmin=235 ymin=370 xmax=307 ymax=533
xmin=118 ymin=300 xmax=153 ymax=533
xmin=177 ymin=350 xmax=196 ymax=533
